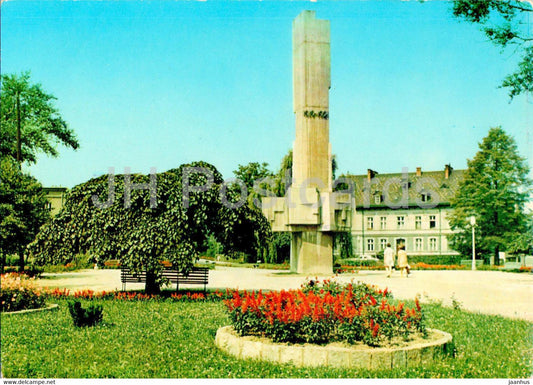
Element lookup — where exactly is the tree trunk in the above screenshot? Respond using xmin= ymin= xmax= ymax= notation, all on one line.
xmin=18 ymin=248 xmax=25 ymax=272
xmin=16 ymin=90 xmax=22 ymax=165
xmin=494 ymin=245 xmax=500 ymax=266
xmin=145 ymin=270 xmax=160 ymax=294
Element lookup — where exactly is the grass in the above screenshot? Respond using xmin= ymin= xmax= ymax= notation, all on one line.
xmin=1 ymin=299 xmax=532 ymax=378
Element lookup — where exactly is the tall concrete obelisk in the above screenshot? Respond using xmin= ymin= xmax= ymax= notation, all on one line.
xmin=262 ymin=11 xmax=352 ymax=275
xmin=292 ymin=10 xmax=331 ymax=192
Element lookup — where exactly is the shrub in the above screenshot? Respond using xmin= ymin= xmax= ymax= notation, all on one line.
xmin=67 ymin=300 xmax=103 ymax=327
xmin=406 ymin=255 xmax=463 ymax=265
xmin=223 ymin=279 xmax=425 ymax=347
xmin=0 ymin=273 xmax=46 ymax=312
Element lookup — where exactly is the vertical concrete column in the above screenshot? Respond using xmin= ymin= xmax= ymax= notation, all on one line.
xmin=292 ymin=11 xmax=331 ymax=192
xmin=290 ymin=11 xmax=333 ymax=274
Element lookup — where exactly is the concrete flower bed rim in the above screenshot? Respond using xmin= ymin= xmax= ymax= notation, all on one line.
xmin=1 ymin=303 xmax=59 ymax=315
xmin=215 ymin=325 xmax=453 ymax=368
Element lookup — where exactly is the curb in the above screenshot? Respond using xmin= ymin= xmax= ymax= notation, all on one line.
xmin=215 ymin=326 xmax=453 ymax=369
xmin=1 ymin=303 xmax=59 ymax=316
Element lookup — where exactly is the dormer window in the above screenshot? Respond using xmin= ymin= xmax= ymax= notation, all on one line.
xmin=421 ymin=192 xmax=431 ymax=202
xmin=374 ymin=194 xmax=383 ymax=204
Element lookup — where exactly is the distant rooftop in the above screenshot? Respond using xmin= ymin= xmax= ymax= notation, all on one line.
xmin=342 ymin=165 xmax=465 ymax=209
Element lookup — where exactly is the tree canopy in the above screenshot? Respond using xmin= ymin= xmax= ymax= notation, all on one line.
xmin=28 ymin=161 xmax=271 ymax=292
xmin=448 ymin=127 xmax=532 ymax=263
xmin=451 ymin=0 xmax=533 ymax=100
xmin=0 ymin=158 xmax=50 ymax=270
xmin=1 ymin=72 xmax=79 ymax=164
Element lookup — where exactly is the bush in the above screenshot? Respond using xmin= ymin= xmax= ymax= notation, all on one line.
xmin=407 ymin=255 xmax=463 ymax=265
xmin=223 ymin=279 xmax=425 ymax=347
xmin=339 ymin=259 xmax=383 ymax=267
xmin=2 ymin=265 xmax=44 ymax=277
xmin=0 ymin=273 xmax=46 ymax=312
xmin=67 ymin=300 xmax=103 ymax=327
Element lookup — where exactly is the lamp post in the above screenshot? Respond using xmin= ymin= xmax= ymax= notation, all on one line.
xmin=470 ymin=216 xmax=476 ymax=271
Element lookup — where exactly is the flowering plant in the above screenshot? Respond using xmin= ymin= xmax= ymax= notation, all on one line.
xmin=44 ymin=287 xmax=229 ymax=302
xmin=1 ymin=273 xmax=46 ymax=312
xmin=223 ymin=279 xmax=426 ymax=346
xmin=411 ymin=262 xmax=468 ymax=270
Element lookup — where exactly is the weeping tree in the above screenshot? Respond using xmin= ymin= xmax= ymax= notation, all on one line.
xmin=28 ymin=161 xmax=271 ymax=293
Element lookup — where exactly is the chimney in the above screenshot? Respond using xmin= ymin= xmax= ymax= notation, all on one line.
xmin=416 ymin=167 xmax=422 ymax=177
xmin=367 ymin=169 xmax=378 ymax=182
xmin=444 ymin=164 xmax=453 ymax=179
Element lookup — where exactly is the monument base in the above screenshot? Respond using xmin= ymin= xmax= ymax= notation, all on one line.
xmin=290 ymin=230 xmax=333 ymax=274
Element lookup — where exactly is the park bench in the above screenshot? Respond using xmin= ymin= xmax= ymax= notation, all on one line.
xmin=120 ymin=266 xmax=209 ymax=292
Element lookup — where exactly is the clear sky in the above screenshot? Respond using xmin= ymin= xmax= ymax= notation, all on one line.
xmin=2 ymin=0 xmax=532 ymax=188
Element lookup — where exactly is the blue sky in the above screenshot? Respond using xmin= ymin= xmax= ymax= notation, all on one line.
xmin=2 ymin=0 xmax=531 ymax=188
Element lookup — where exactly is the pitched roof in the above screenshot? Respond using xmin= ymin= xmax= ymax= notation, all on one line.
xmin=340 ymin=167 xmax=465 ymax=209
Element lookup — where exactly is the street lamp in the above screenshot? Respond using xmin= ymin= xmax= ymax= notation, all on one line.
xmin=470 ymin=216 xmax=476 ymax=271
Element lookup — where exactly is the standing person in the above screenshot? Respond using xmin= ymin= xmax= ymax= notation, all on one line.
xmin=383 ymin=243 xmax=395 ymax=277
xmin=397 ymin=245 xmax=409 ymax=277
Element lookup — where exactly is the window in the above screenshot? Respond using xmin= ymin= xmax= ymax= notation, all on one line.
xmin=415 ymin=216 xmax=422 ymax=230
xmin=429 ymin=238 xmax=437 ymax=251
xmin=429 ymin=215 xmax=436 ymax=229
xmin=397 ymin=216 xmax=405 ymax=229
xmin=367 ymin=239 xmax=374 ymax=251
xmin=374 ymin=195 xmax=382 ymax=204
xmin=421 ymin=193 xmax=431 ymax=202
xmin=415 ymin=238 xmax=423 ymax=251
xmin=380 ymin=216 xmax=387 ymax=230
xmin=367 ymin=217 xmax=374 ymax=230
xmin=380 ymin=239 xmax=388 ymax=251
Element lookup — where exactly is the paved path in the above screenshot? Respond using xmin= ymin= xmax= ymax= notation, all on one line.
xmin=35 ymin=267 xmax=533 ymax=322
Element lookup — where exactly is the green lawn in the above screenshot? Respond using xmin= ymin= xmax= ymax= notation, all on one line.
xmin=1 ymin=299 xmax=532 ymax=378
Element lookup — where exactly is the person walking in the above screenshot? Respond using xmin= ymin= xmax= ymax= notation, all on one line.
xmin=383 ymin=243 xmax=395 ymax=278
xmin=397 ymin=244 xmax=409 ymax=277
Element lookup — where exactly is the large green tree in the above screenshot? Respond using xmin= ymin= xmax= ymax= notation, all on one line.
xmin=448 ymin=127 xmax=532 ymax=264
xmin=1 ymin=72 xmax=79 ymax=164
xmin=28 ymin=161 xmax=270 ymax=292
xmin=0 ymin=158 xmax=50 ymax=271
xmin=451 ymin=0 xmax=533 ymax=100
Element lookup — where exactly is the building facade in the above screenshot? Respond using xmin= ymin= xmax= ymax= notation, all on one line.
xmin=346 ymin=165 xmax=464 ymax=256
xmin=43 ymin=187 xmax=67 ymax=216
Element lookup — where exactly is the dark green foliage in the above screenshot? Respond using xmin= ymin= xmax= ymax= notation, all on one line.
xmin=451 ymin=0 xmax=533 ymax=99
xmin=268 ymin=232 xmax=291 ymax=264
xmin=67 ymin=300 xmax=103 ymax=327
xmin=0 ymin=158 xmax=50 ymax=270
xmin=28 ymin=161 xmax=271 ymax=292
xmin=403 ymin=255 xmax=463 ymax=266
xmin=334 ymin=231 xmax=354 ymax=260
xmin=448 ymin=127 xmax=532 ymax=263
xmin=0 ymin=72 xmax=79 ymax=164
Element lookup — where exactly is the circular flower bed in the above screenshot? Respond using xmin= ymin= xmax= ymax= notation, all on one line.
xmin=216 ymin=325 xmax=452 ymax=369
xmin=1 ymin=273 xmax=46 ymax=312
xmin=223 ymin=279 xmax=426 ymax=347
xmin=219 ymin=279 xmax=452 ymax=368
